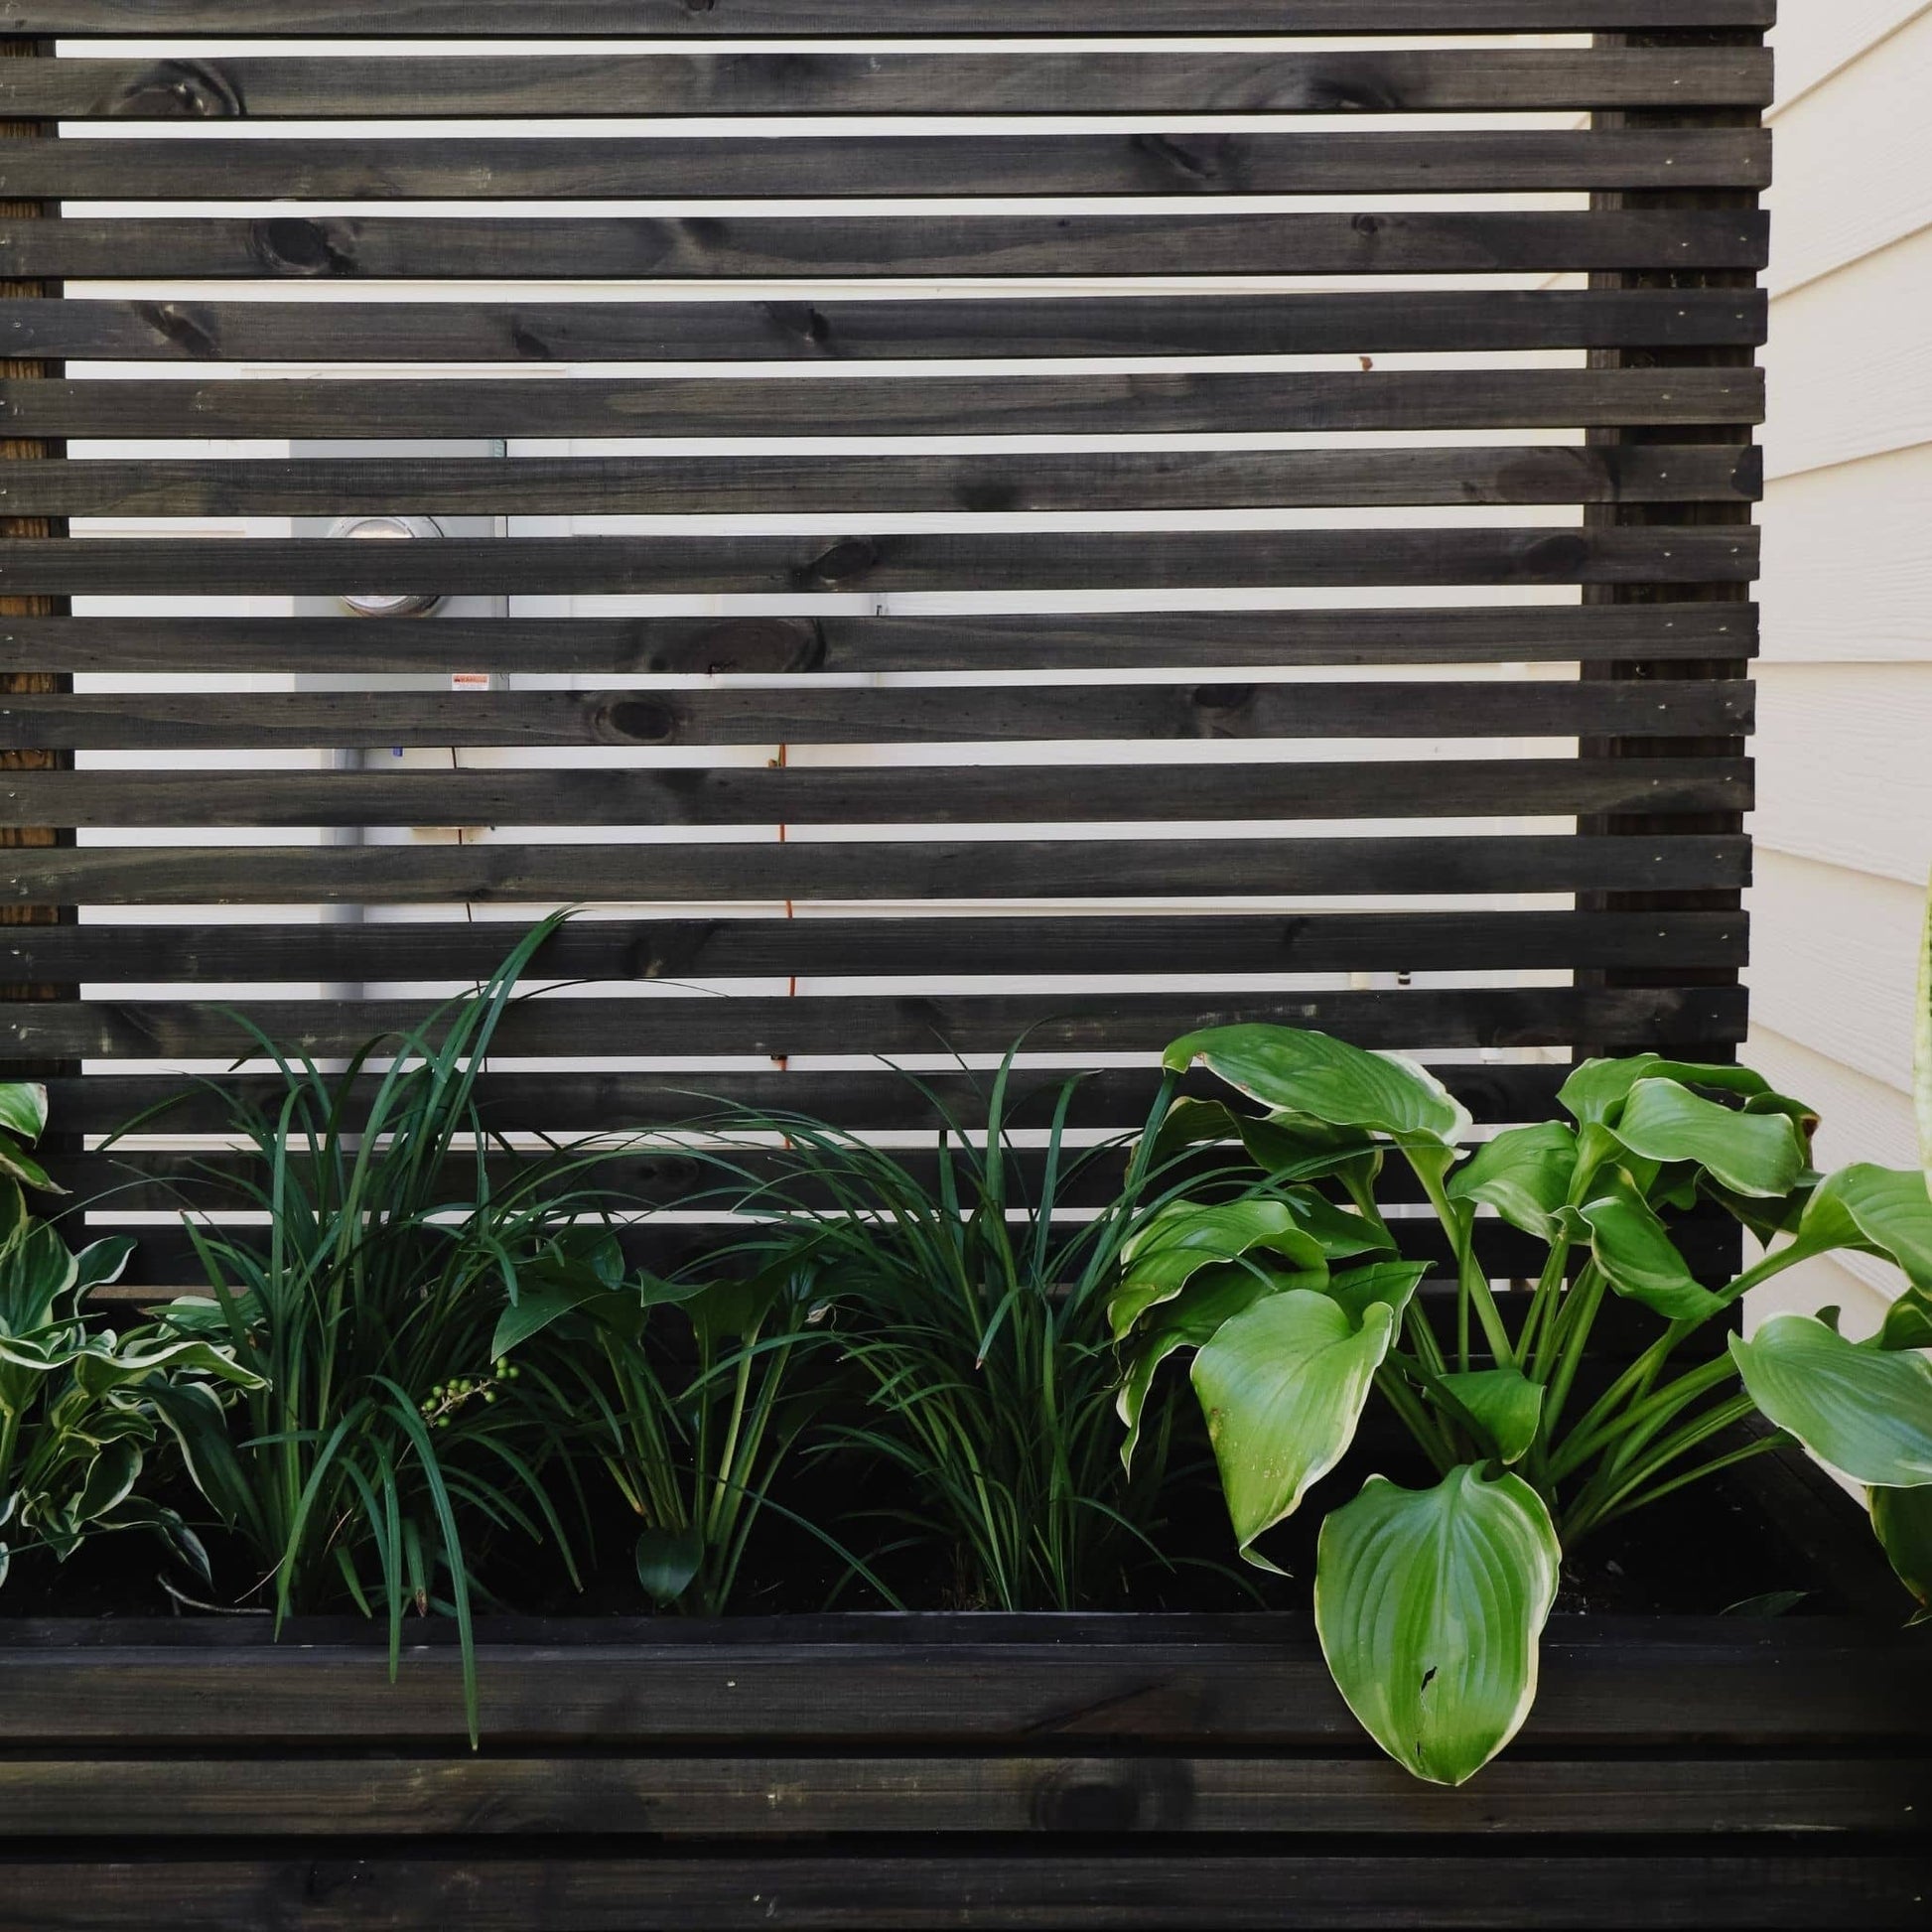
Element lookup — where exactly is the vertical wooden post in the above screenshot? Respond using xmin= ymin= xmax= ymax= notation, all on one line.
xmin=1583 ymin=22 xmax=1767 ymax=1280
xmin=0 ymin=35 xmax=75 ymax=1097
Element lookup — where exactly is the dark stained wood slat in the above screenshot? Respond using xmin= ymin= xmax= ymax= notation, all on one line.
xmin=0 ymin=758 xmax=1753 ymax=830
xmin=0 ymin=835 xmax=1751 ymax=907
xmin=0 ymin=529 xmax=1760 ymax=600
xmin=0 ymin=607 xmax=1761 ymax=675
xmin=5 ymin=130 xmax=1774 ymax=201
xmin=4 ymin=1852 xmax=1921 ymax=1931
xmin=0 ymin=51 xmax=1777 ymax=120
xmin=1 ymin=1753 xmax=1916 ymax=1840
xmin=0 ymin=211 xmax=1772 ymax=282
xmin=12 ymin=3 xmax=1787 ymax=35
xmin=5 ymin=910 xmax=1747 ymax=990
xmin=0 ymin=985 xmax=1747 ymax=1061
xmin=0 ymin=368 xmax=1764 ymax=439
xmin=0 ymin=1622 xmax=1917 ymax=1746
xmin=0 ymin=290 xmax=1770 ymax=362
xmin=41 ymin=1060 xmax=1588 ymax=1134
xmin=0 ymin=679 xmax=1755 ymax=750
xmin=0 ymin=446 xmax=1762 ymax=519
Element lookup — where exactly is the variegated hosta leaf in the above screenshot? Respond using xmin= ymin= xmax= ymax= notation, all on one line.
xmin=1314 ymin=1464 xmax=1562 ymax=1786
xmin=1730 ymin=1313 xmax=1932 ymax=1488
xmin=1777 ymin=1166 xmax=1932 ymax=1351
xmin=0 ymin=1084 xmax=48 ymax=1146
xmin=1559 ymin=1053 xmax=1775 ymax=1129
xmin=1610 ymin=1078 xmax=1809 ymax=1199
xmin=1164 ymin=1026 xmax=1471 ymax=1148
xmin=1110 ymin=1198 xmax=1327 ymax=1338
xmin=1446 ymin=1123 xmax=1577 ymax=1242
xmin=1573 ymin=1178 xmax=1725 ymax=1322
xmin=1190 ymin=1289 xmax=1395 ymax=1568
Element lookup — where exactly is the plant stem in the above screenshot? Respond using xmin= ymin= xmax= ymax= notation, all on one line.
xmin=1540 ymin=1262 xmax=1605 ymax=1442
xmin=1414 ymin=1159 xmax=1515 ymax=1371
xmin=1562 ymin=1392 xmax=1760 ymax=1543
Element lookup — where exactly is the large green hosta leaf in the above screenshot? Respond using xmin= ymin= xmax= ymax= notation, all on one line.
xmin=1574 ymin=1177 xmax=1725 ymax=1322
xmin=1730 ymin=1313 xmax=1932 ymax=1487
xmin=1190 ymin=1289 xmax=1395 ymax=1568
xmin=1164 ymin=1026 xmax=1470 ymax=1148
xmin=1610 ymin=1078 xmax=1809 ymax=1199
xmin=1559 ymin=1054 xmax=1776 ymax=1128
xmin=1435 ymin=1366 xmax=1544 ymax=1464
xmin=1111 ymin=1199 xmax=1327 ymax=1338
xmin=1314 ymin=1464 xmax=1561 ymax=1786
xmin=1777 ymin=1166 xmax=1932 ymax=1351
xmin=1446 ymin=1123 xmax=1577 ymax=1242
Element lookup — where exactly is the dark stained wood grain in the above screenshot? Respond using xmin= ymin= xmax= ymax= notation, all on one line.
xmin=0 ymin=130 xmax=1774 ymax=200
xmin=0 ymin=50 xmax=1777 ymax=120
xmin=0 ymin=368 xmax=1764 ymax=438
xmin=0 ymin=607 xmax=1760 ymax=674
xmin=0 ymin=677 xmax=1755 ymax=749
xmin=0 ymin=445 xmax=1763 ymax=519
xmin=0 ymin=834 xmax=1752 ymax=906
xmin=10 ymin=3 xmax=1788 ymax=36
xmin=0 ymin=290 xmax=1769 ymax=362
xmin=0 ymin=757 xmax=1753 ymax=829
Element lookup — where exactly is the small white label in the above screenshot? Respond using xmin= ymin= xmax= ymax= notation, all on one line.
xmin=451 ymin=672 xmax=490 ymax=692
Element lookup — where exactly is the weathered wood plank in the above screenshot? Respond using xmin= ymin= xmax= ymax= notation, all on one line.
xmin=0 ymin=679 xmax=1755 ymax=750
xmin=0 ymin=211 xmax=1770 ymax=282
xmin=0 ymin=1622 xmax=1919 ymax=1747
xmin=0 ymin=290 xmax=1769 ymax=362
xmin=6 ymin=3 xmax=1789 ymax=37
xmin=0 ymin=984 xmax=1747 ymax=1059
xmin=0 ymin=607 xmax=1760 ymax=675
xmin=3 ymin=1852 xmax=1921 ymax=1932
xmin=4 ymin=130 xmax=1774 ymax=201
xmin=0 ymin=758 xmax=1753 ymax=830
xmin=4 ymin=910 xmax=1748 ymax=990
xmin=0 ymin=51 xmax=1778 ymax=120
xmin=0 ymin=368 xmax=1764 ymax=438
xmin=0 ymin=446 xmax=1763 ymax=519
xmin=0 ymin=529 xmax=1761 ymax=600
xmin=0 ymin=1753 xmax=1916 ymax=1840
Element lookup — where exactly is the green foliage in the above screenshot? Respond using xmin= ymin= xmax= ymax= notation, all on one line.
xmin=681 ymin=1057 xmax=1237 ymax=1612
xmin=1114 ymin=1023 xmax=1932 ymax=1784
xmin=134 ymin=917 xmax=600 ymax=1738
xmin=489 ymin=1227 xmax=833 ymax=1616
xmin=0 ymin=1090 xmax=261 ymax=1591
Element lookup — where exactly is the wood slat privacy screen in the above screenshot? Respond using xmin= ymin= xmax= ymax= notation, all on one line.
xmin=0 ymin=3 xmax=1766 ymax=1280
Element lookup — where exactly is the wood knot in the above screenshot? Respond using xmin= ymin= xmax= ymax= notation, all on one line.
xmin=104 ymin=60 xmax=241 ymax=120
xmin=796 ymin=539 xmax=880 ymax=590
xmin=597 ymin=699 xmax=680 ymax=746
xmin=252 ymin=218 xmax=352 ymax=278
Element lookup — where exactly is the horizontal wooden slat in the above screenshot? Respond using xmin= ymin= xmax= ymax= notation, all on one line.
xmin=0 ymin=529 xmax=1761 ymax=600
xmin=0 ymin=51 xmax=1777 ymax=120
xmin=0 ymin=290 xmax=1769 ymax=362
xmin=0 ymin=369 xmax=1764 ymax=439
xmin=8 ymin=3 xmax=1786 ymax=36
xmin=5 ymin=1852 xmax=1921 ymax=1932
xmin=1 ymin=986 xmax=1747 ymax=1060
xmin=8 ymin=130 xmax=1773 ymax=202
xmin=7 ymin=910 xmax=1746 ymax=990
xmin=0 ymin=759 xmax=1752 ymax=830
xmin=1 ymin=1753 xmax=1913 ymax=1842
xmin=0 ymin=679 xmax=1754 ymax=750
xmin=0 ymin=1622 xmax=1913 ymax=1748
xmin=41 ymin=1060 xmax=1588 ymax=1135
xmin=0 ymin=835 xmax=1750 ymax=905
xmin=0 ymin=211 xmax=1772 ymax=282
xmin=0 ymin=446 xmax=1761 ymax=519
xmin=0 ymin=607 xmax=1760 ymax=675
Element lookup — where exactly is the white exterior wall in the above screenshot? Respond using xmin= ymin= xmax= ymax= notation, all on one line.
xmin=1747 ymin=2 xmax=1932 ymax=1332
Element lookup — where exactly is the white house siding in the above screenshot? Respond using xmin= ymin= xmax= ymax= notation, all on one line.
xmin=1747 ymin=3 xmax=1932 ymax=1334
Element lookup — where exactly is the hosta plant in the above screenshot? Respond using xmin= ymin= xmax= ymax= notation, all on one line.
xmin=1114 ymin=1025 xmax=1932 ymax=1786
xmin=0 ymin=1084 xmax=262 ymax=1590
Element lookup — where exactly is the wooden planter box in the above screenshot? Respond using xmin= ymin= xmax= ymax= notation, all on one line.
xmin=3 ymin=1611 xmax=1927 ymax=1930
